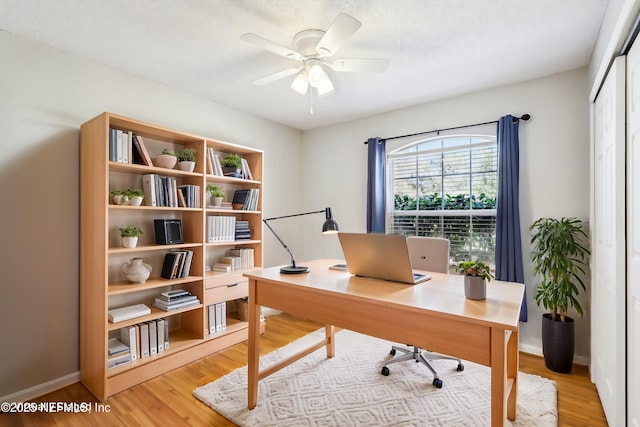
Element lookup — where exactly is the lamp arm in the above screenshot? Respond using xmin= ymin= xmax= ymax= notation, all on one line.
xmin=263 ymin=218 xmax=298 ymax=267
xmin=263 ymin=209 xmax=327 ymax=222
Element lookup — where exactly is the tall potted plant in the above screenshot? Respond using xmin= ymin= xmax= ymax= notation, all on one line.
xmin=530 ymin=217 xmax=589 ymax=373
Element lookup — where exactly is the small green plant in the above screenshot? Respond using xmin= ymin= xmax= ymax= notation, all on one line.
xmin=109 ymin=189 xmax=124 ymax=196
xmin=456 ymin=261 xmax=494 ymax=282
xmin=161 ymin=148 xmax=176 ymax=156
xmin=176 ymin=147 xmax=197 ymax=162
xmin=221 ymin=153 xmax=242 ymax=168
xmin=119 ymin=225 xmax=144 ymax=237
xmin=124 ymin=188 xmax=144 ymax=198
xmin=207 ymin=184 xmax=224 ymax=198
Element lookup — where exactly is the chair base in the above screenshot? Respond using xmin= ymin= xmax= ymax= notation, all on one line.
xmin=381 ymin=345 xmax=464 ymax=388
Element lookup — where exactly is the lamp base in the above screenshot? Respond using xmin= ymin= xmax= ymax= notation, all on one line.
xmin=280 ymin=265 xmax=310 ymax=274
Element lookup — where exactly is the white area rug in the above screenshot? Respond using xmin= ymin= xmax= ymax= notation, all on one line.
xmin=194 ymin=329 xmax=557 ymax=426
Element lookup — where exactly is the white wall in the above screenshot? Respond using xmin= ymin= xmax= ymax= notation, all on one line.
xmin=0 ymin=31 xmax=303 ymax=399
xmin=301 ymin=68 xmax=592 ymax=362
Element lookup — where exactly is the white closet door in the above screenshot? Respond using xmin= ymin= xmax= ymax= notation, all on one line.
xmin=627 ymin=41 xmax=640 ymax=427
xmin=592 ymin=55 xmax=626 ymax=426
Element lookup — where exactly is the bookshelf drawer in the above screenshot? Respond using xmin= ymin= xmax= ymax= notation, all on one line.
xmin=205 ymin=281 xmax=248 ymax=305
xmin=205 ymin=273 xmax=247 ymax=289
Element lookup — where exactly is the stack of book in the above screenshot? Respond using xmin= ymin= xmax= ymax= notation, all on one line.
xmin=160 ymin=250 xmax=193 ymax=279
xmin=208 ymin=302 xmax=227 ymax=334
xmin=235 ymin=220 xmax=251 ymax=240
xmin=207 ymin=215 xmax=236 ymax=242
xmin=153 ymin=289 xmax=200 ymax=311
xmin=117 ymin=318 xmax=169 ymax=362
xmin=108 ymin=337 xmax=131 ymax=369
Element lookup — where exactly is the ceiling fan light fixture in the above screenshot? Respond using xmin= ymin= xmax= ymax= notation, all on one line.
xmin=315 ymin=75 xmax=334 ymax=97
xmin=291 ymin=72 xmax=309 ymax=95
xmin=307 ymin=61 xmax=325 ymax=88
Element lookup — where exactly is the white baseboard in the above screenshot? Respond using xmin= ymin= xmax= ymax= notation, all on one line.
xmin=519 ymin=343 xmax=589 ymax=366
xmin=0 ymin=372 xmax=80 ymax=403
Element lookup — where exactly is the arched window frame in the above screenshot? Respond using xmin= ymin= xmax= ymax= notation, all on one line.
xmin=387 ymin=134 xmax=497 ymax=263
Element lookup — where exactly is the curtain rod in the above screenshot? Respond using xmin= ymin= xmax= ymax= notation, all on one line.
xmin=364 ymin=114 xmax=531 ymax=144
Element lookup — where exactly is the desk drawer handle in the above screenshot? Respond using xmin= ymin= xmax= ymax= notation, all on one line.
xmin=227 ymin=283 xmax=239 ymax=288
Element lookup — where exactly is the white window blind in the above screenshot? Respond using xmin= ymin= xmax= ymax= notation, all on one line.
xmin=388 ymin=135 xmax=497 ymax=262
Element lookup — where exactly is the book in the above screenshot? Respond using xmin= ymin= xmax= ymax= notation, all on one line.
xmin=160 ymin=252 xmax=181 ymax=279
xmin=139 ymin=322 xmax=150 ymax=358
xmin=142 ymin=174 xmax=158 ymax=206
xmin=108 ymin=338 xmax=129 ymax=356
xmin=208 ymin=305 xmax=216 ymax=334
xmin=148 ymin=320 xmax=157 ymax=356
xmin=156 ymin=318 xmax=165 ymax=353
xmin=133 ymin=134 xmax=154 ymax=166
xmin=158 ymin=289 xmax=191 ymax=302
xmin=109 ymin=128 xmax=117 ymax=162
xmin=108 ymin=304 xmax=151 ymax=323
xmin=120 ymin=325 xmax=138 ymax=361
xmin=241 ymin=158 xmax=253 ymax=180
xmin=153 ymin=297 xmax=199 ymax=311
xmin=108 ymin=352 xmax=131 ymax=369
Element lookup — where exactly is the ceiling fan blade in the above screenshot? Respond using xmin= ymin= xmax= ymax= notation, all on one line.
xmin=241 ymin=33 xmax=304 ymax=61
xmin=327 ymin=58 xmax=389 ymax=73
xmin=251 ymin=67 xmax=301 ymax=85
xmin=316 ymin=13 xmax=362 ymax=57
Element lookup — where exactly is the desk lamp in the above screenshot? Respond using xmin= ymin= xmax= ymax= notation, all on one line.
xmin=263 ymin=207 xmax=339 ymax=274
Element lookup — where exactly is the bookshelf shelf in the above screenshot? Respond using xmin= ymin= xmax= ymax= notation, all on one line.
xmin=80 ymin=112 xmax=263 ymax=400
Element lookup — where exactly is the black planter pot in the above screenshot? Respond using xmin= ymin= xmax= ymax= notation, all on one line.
xmin=541 ymin=313 xmax=575 ymax=373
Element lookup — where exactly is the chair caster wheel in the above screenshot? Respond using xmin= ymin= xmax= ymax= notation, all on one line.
xmin=390 ymin=349 xmax=396 ymax=356
xmin=432 ymin=378 xmax=443 ymax=388
xmin=381 ymin=366 xmax=390 ymax=376
xmin=457 ymin=363 xmax=464 ymax=372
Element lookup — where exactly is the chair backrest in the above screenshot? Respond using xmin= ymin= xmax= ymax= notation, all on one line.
xmin=406 ymin=236 xmax=450 ymax=274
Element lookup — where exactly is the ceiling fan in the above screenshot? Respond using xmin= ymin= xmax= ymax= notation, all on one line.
xmin=241 ymin=13 xmax=389 ymax=97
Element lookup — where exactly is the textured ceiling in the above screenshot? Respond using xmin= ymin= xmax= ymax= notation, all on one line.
xmin=0 ymin=0 xmax=608 ymax=130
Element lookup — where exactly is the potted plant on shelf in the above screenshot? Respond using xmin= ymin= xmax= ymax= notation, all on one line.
xmin=176 ymin=147 xmax=197 ymax=172
xmin=154 ymin=148 xmax=177 ymax=169
xmin=119 ymin=225 xmax=144 ymax=248
xmin=206 ymin=184 xmax=225 ymax=207
xmin=110 ymin=189 xmax=127 ymax=205
xmin=456 ymin=260 xmax=494 ymax=300
xmin=530 ymin=217 xmax=590 ymax=373
xmin=220 ymin=153 xmax=243 ymax=178
xmin=124 ymin=188 xmax=144 ymax=206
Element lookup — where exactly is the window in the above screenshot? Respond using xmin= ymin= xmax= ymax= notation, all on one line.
xmin=388 ymin=135 xmax=497 ymax=263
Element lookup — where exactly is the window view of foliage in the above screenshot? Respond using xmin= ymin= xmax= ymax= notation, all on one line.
xmin=389 ymin=136 xmax=497 ymax=263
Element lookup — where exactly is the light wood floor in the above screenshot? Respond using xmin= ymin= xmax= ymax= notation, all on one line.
xmin=1 ymin=313 xmax=608 ymax=426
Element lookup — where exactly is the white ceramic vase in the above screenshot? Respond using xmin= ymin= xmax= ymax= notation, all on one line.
xmin=122 ymin=236 xmax=138 ymax=248
xmin=122 ymin=257 xmax=152 ymax=283
xmin=177 ymin=161 xmax=196 ymax=172
xmin=127 ymin=196 xmax=144 ymax=206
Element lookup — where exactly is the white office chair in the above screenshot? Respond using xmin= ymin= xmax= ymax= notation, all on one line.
xmin=380 ymin=236 xmax=464 ymax=388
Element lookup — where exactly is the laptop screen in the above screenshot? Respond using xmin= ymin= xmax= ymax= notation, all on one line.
xmin=337 ymin=233 xmax=431 ymax=284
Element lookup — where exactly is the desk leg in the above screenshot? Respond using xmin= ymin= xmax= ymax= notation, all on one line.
xmin=247 ymin=278 xmax=260 ymax=410
xmin=490 ymin=328 xmax=507 ymax=427
xmin=325 ymin=325 xmax=335 ymax=358
xmin=506 ymin=328 xmax=519 ymax=420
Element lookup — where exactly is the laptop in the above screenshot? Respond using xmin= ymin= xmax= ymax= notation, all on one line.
xmin=337 ymin=232 xmax=432 ymax=284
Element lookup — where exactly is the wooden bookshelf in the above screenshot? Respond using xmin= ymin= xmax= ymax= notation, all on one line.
xmin=80 ymin=112 xmax=264 ymax=400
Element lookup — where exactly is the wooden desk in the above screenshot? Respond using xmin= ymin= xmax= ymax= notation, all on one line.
xmin=245 ymin=259 xmax=524 ymax=427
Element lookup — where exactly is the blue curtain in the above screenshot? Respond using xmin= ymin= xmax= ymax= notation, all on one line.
xmin=366 ymin=137 xmax=386 ymax=233
xmin=495 ymin=115 xmax=527 ymax=322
